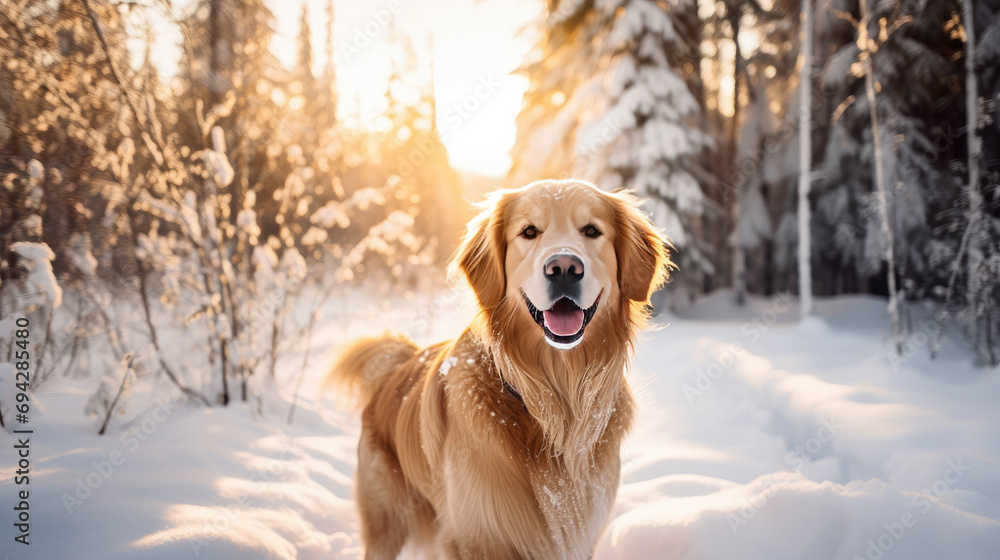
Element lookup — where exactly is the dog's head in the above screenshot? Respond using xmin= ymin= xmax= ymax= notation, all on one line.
xmin=452 ymin=180 xmax=672 ymax=350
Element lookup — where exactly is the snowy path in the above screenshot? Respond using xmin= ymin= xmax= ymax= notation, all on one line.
xmin=603 ymin=294 xmax=1000 ymax=559
xmin=3 ymin=293 xmax=999 ymax=559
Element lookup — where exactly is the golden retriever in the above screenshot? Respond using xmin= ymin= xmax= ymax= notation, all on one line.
xmin=326 ymin=179 xmax=671 ymax=559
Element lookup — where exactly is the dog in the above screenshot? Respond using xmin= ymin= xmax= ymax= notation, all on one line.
xmin=326 ymin=179 xmax=671 ymax=559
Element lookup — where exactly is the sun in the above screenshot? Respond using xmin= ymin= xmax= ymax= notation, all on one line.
xmin=263 ymin=0 xmax=543 ymax=177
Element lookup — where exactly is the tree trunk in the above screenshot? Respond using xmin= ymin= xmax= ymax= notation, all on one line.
xmin=219 ymin=333 xmax=231 ymax=405
xmin=859 ymin=0 xmax=902 ymax=354
xmin=962 ymin=0 xmax=985 ymax=361
xmin=797 ymin=0 xmax=813 ymax=319
xmin=730 ymin=13 xmax=746 ymax=305
xmin=763 ymin=182 xmax=774 ymax=296
xmin=208 ymin=0 xmax=221 ymax=107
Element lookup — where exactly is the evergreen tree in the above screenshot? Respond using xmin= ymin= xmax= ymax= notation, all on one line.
xmin=945 ymin=0 xmax=1000 ymax=363
xmin=814 ymin=0 xmax=964 ymax=299
xmin=713 ymin=0 xmax=769 ymax=304
xmin=511 ymin=0 xmax=713 ymax=293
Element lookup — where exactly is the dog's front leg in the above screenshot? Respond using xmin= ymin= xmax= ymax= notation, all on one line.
xmin=434 ymin=439 xmax=550 ymax=560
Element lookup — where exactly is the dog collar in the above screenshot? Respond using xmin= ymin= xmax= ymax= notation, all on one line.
xmin=502 ymin=378 xmax=524 ymax=405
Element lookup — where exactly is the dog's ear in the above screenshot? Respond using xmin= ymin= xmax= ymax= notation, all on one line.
xmin=613 ymin=193 xmax=673 ymax=303
xmin=450 ymin=193 xmax=509 ymax=311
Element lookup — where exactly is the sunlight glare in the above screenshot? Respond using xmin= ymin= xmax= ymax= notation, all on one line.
xmin=272 ymin=0 xmax=542 ymax=177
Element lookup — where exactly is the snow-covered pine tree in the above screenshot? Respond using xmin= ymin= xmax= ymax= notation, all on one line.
xmin=699 ymin=0 xmax=801 ymax=299
xmin=711 ymin=0 xmax=793 ymax=303
xmin=510 ymin=1 xmax=605 ymax=182
xmin=815 ymin=0 xmax=963 ymax=300
xmin=735 ymin=0 xmax=810 ymax=299
xmin=975 ymin=1 xmax=1000 ymax=199
xmin=949 ymin=0 xmax=1000 ymax=364
xmin=811 ymin=0 xmax=872 ymax=294
xmin=867 ymin=0 xmax=963 ymax=303
xmin=511 ymin=0 xmax=713 ymax=293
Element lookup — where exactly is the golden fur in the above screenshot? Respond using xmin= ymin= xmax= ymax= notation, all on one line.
xmin=326 ymin=180 xmax=671 ymax=559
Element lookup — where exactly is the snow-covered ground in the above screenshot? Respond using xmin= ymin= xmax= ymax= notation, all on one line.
xmin=3 ymin=290 xmax=1000 ymax=559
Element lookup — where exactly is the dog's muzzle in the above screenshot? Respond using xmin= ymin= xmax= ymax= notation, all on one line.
xmin=523 ymin=290 xmax=601 ymax=350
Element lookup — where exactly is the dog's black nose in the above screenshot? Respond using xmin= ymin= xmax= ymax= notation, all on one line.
xmin=544 ymin=254 xmax=584 ymax=284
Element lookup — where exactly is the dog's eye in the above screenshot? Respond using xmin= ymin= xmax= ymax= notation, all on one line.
xmin=582 ymin=224 xmax=602 ymax=238
xmin=521 ymin=225 xmax=539 ymax=239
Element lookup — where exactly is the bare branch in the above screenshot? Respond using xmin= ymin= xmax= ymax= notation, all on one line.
xmin=80 ymin=0 xmax=166 ymax=164
xmin=827 ymin=5 xmax=859 ymax=28
xmin=831 ymin=94 xmax=857 ymax=123
xmin=98 ymin=352 xmax=135 ymax=435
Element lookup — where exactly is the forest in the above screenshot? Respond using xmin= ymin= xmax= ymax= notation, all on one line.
xmin=3 ymin=1 xmax=1000 ymax=559
xmin=1 ymin=0 xmax=998 ymax=413
xmin=509 ymin=0 xmax=1000 ymax=364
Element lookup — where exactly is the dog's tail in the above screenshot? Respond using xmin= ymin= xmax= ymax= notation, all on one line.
xmin=324 ymin=332 xmax=418 ymax=409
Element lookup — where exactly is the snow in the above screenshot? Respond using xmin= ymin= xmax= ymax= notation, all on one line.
xmin=311 ymin=201 xmax=351 ymax=229
xmin=737 ymin=184 xmax=772 ymax=248
xmin=201 ymin=150 xmax=235 ymax=189
xmin=10 ymin=241 xmax=62 ymax=308
xmin=3 ymin=291 xmax=999 ymax=558
xmin=200 ymin=126 xmax=235 ymax=188
xmin=605 ymin=0 xmax=679 ymax=49
xmin=27 ymin=159 xmax=43 ymax=180
xmin=823 ymin=43 xmax=862 ymax=87
xmin=513 ymin=0 xmax=711 ymax=280
xmin=439 ymin=356 xmax=458 ymax=376
xmin=67 ymin=233 xmax=99 ymax=278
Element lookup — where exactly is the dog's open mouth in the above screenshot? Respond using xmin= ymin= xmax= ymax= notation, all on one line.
xmin=523 ymin=291 xmax=600 ymax=348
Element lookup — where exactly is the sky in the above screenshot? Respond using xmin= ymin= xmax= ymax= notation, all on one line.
xmin=150 ymin=0 xmax=543 ymax=177
xmin=293 ymin=0 xmax=542 ymax=177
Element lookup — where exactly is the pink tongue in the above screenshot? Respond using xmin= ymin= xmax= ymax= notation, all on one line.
xmin=543 ymin=301 xmax=585 ymax=336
